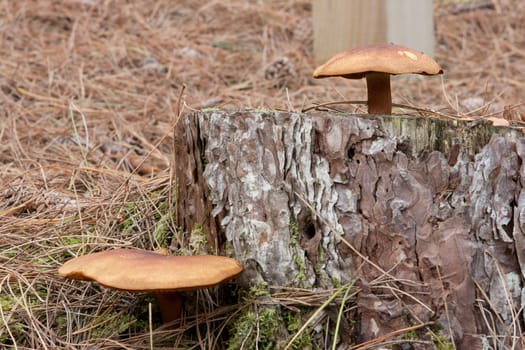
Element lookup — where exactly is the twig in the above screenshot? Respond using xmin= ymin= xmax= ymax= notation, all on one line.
xmin=348 ymin=322 xmax=431 ymax=350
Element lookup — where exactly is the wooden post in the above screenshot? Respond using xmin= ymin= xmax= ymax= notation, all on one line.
xmin=313 ymin=0 xmax=434 ymax=64
xmin=386 ymin=0 xmax=434 ymax=56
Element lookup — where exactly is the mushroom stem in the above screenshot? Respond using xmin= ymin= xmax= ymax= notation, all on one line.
xmin=155 ymin=292 xmax=183 ymax=324
xmin=365 ymin=72 xmax=392 ymax=114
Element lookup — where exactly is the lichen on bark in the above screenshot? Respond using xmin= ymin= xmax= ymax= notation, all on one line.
xmin=174 ymin=110 xmax=525 ymax=348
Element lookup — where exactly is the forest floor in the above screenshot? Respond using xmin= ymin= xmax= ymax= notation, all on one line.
xmin=0 ymin=0 xmax=524 ymax=348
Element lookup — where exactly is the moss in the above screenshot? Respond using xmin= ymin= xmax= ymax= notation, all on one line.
xmin=402 ymin=328 xmax=454 ymax=350
xmin=90 ymin=313 xmax=138 ymax=339
xmin=433 ymin=120 xmax=445 ymax=151
xmin=59 ymin=235 xmax=83 ymax=247
xmin=227 ymin=283 xmax=315 ymax=350
xmin=0 ymin=283 xmax=48 ymax=344
xmin=224 ymin=240 xmax=235 ymax=257
xmin=151 ymin=201 xmax=170 ymax=245
xmin=113 ymin=190 xmax=175 ymax=247
xmin=314 ymin=244 xmax=333 ymax=287
xmin=227 ymin=306 xmax=282 ymax=350
xmin=0 ymin=295 xmax=24 ymax=343
xmin=118 ymin=202 xmax=139 ymax=235
xmin=282 ymin=310 xmax=314 ymax=350
xmin=247 ymin=282 xmax=271 ymax=299
xmin=404 ymin=330 xmax=418 ymax=340
xmin=1 ymin=252 xmax=16 ymax=259
xmin=189 ymin=223 xmax=209 ymax=254
xmin=428 ymin=331 xmax=455 ymax=350
xmin=200 ymin=144 xmax=208 ymax=170
xmin=316 ymin=243 xmax=324 ymax=267
xmin=289 ymin=218 xmax=307 ymax=284
xmin=173 ymin=223 xmax=210 ymax=255
xmin=227 ymin=283 xmax=277 ymax=349
xmin=227 ymin=305 xmax=311 ymax=350
xmin=331 ymin=277 xmax=342 ymax=288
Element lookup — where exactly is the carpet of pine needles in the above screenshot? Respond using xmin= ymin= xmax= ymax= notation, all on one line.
xmin=0 ymin=0 xmax=524 ymax=349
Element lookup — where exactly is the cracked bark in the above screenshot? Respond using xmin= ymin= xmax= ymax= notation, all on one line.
xmin=174 ymin=110 xmax=525 ymax=349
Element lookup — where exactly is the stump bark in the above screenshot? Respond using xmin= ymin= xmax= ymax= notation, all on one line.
xmin=174 ymin=110 xmax=525 ymax=349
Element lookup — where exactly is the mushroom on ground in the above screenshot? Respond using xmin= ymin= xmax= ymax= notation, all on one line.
xmin=58 ymin=248 xmax=243 ymax=323
xmin=313 ymin=43 xmax=443 ymax=114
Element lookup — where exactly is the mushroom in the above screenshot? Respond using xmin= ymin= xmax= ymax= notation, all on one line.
xmin=58 ymin=248 xmax=243 ymax=324
xmin=313 ymin=43 xmax=443 ymax=114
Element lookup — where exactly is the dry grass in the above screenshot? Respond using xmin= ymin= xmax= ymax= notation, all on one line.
xmin=0 ymin=0 xmax=524 ymax=348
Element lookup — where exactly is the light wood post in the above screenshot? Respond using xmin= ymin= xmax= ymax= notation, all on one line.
xmin=313 ymin=0 xmax=434 ymax=64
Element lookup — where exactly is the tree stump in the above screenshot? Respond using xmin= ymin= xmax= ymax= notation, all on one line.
xmin=174 ymin=110 xmax=525 ymax=349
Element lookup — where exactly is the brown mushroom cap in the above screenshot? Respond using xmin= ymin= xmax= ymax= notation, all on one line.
xmin=313 ymin=44 xmax=443 ymax=79
xmin=58 ymin=249 xmax=243 ymax=292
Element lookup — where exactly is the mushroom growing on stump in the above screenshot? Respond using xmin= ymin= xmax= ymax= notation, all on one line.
xmin=313 ymin=43 xmax=443 ymax=114
xmin=58 ymin=248 xmax=243 ymax=324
